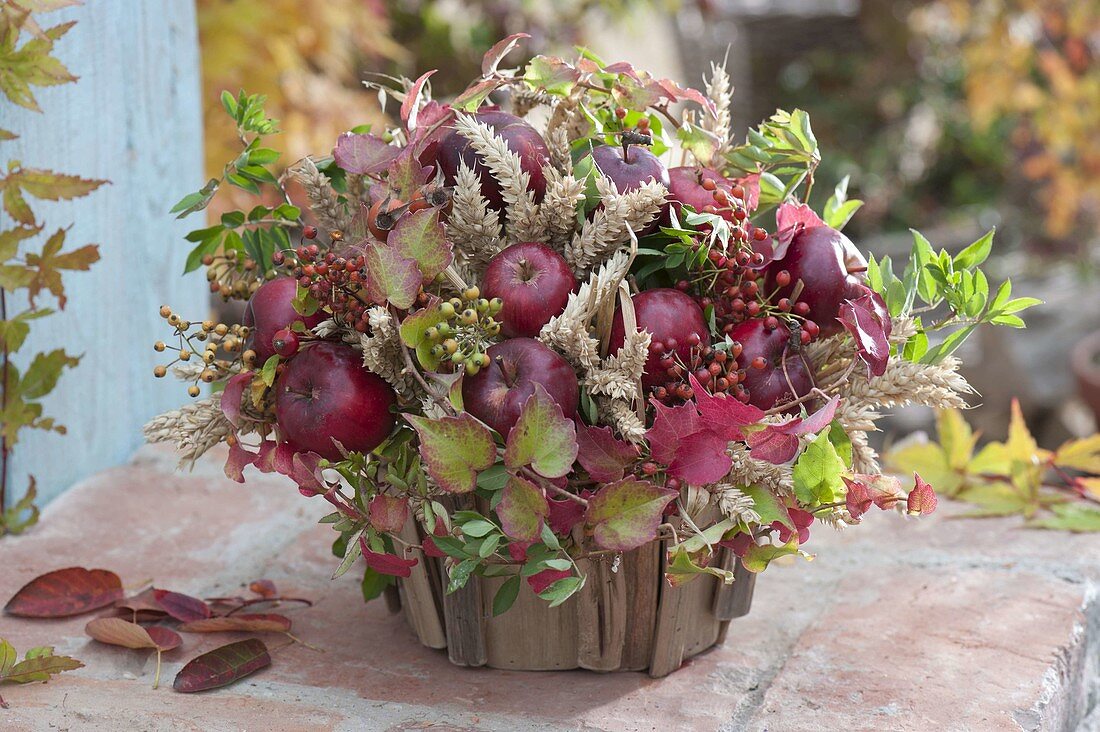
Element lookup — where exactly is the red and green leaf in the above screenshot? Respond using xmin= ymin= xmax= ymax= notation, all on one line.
xmin=173 ymin=639 xmax=271 ymax=693
xmin=368 ymin=494 xmax=409 ymax=534
xmin=333 ymin=132 xmax=400 ymax=175
xmin=497 ymin=475 xmax=549 ymax=542
xmin=387 ymin=208 xmax=453 ymax=281
xmin=406 ymin=413 xmax=496 ymax=493
xmin=363 ymin=242 xmax=421 ymax=310
xmin=503 ymin=384 xmax=578 ymax=479
xmin=152 ymin=589 xmax=212 ymax=623
xmin=584 ymin=479 xmax=677 ymax=551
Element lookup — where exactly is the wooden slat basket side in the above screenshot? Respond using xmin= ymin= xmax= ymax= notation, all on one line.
xmin=393 ymin=514 xmax=756 ymax=677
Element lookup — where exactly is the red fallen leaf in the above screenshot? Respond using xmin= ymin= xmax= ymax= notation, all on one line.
xmin=178 ymin=613 xmax=291 ymax=633
xmin=773 ymin=202 xmax=826 ymax=260
xmin=359 ymin=537 xmax=418 ymax=578
xmin=86 ymin=617 xmax=181 ymax=652
xmin=838 ymin=291 xmax=891 ymax=377
xmin=369 ymin=494 xmax=410 ymax=534
xmin=115 ymin=588 xmax=169 ymax=617
xmin=575 ymin=423 xmax=637 ymax=483
xmin=547 ymin=496 xmax=586 ymax=535
xmin=173 ymin=639 xmax=271 ymax=693
xmin=153 ymin=589 xmax=211 ymax=623
xmin=526 ymin=568 xmax=572 ymax=595
xmin=219 ymin=372 xmax=252 ymax=428
xmin=5 ymin=567 xmax=124 ymax=618
xmin=249 ymin=580 xmax=277 ymax=599
xmin=907 ymin=473 xmax=938 ymax=515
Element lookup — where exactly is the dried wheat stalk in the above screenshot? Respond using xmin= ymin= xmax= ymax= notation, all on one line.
xmin=447 ymin=162 xmax=503 ymax=273
xmin=143 ymin=397 xmax=233 ymax=468
xmin=538 ymin=167 xmax=585 ymax=253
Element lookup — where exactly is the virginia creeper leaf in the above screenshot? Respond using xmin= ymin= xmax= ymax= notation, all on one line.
xmin=497 ymin=475 xmax=549 ymax=542
xmin=584 ymin=478 xmax=677 ymax=551
xmin=406 ymin=413 xmax=495 ymax=493
xmin=363 ymin=242 xmax=421 ymax=310
xmin=387 ymin=208 xmax=453 ymax=281
xmin=503 ymin=384 xmax=578 ymax=479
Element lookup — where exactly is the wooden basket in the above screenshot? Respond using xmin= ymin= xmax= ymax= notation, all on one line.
xmin=393 ymin=515 xmax=756 ymax=677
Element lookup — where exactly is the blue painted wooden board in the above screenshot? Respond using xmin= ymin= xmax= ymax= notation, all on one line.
xmin=0 ymin=1 xmax=206 ymax=507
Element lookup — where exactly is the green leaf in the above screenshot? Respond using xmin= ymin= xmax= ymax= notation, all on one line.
xmin=331 ymin=531 xmax=363 ymax=579
xmin=399 ymin=301 xmax=450 ymax=371
xmin=406 ymin=414 xmax=496 ymax=493
xmin=954 ymin=229 xmax=994 ymax=270
xmin=538 ymin=576 xmax=583 ymax=607
xmin=361 ymin=566 xmax=393 ymax=602
xmin=492 ymin=576 xmax=521 ymax=616
xmin=447 ymin=558 xmax=479 ymax=594
xmin=460 ymin=519 xmax=496 ymax=538
xmin=741 ymin=484 xmax=792 ymax=528
xmin=999 ymin=296 xmax=1043 ymax=314
xmin=260 ymin=355 xmax=280 ymax=387
xmin=791 ymin=432 xmax=844 ymax=505
xmin=496 ymin=475 xmax=549 ymax=542
xmin=363 ymin=242 xmax=421 ymax=310
xmin=503 ymin=384 xmax=578 ymax=479
xmin=523 ymin=55 xmax=579 ymax=95
xmin=919 ymin=324 xmax=977 ymax=364
xmin=1027 ymin=504 xmax=1100 ymax=533
xmin=741 ymin=538 xmax=799 ymax=573
xmin=20 ymin=348 xmax=79 ymax=399
xmin=476 ymin=463 xmax=509 ymax=492
xmin=584 ymin=478 xmax=677 ymax=551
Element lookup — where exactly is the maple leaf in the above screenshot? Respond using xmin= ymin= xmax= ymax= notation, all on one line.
xmin=21 ymin=228 xmax=100 ymax=307
xmin=584 ymin=478 xmax=677 ymax=551
xmin=690 ymin=374 xmax=764 ymax=441
xmin=0 ymin=165 xmax=106 ymax=226
xmin=1054 ymin=434 xmax=1100 ymax=474
xmin=406 ymin=413 xmax=496 ymax=493
xmin=496 ymin=475 xmax=549 ymax=542
xmin=503 ymin=384 xmax=578 ymax=479
xmin=0 ymin=18 xmax=77 ymax=113
xmin=387 ymin=208 xmax=453 ymax=281
xmin=574 ymin=422 xmax=637 ymax=483
xmin=333 ymin=132 xmax=400 ymax=175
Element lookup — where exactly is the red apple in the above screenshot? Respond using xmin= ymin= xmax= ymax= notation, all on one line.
xmin=429 ymin=110 xmax=550 ymax=210
xmin=243 ymin=277 xmax=326 ymax=362
xmin=275 ymin=342 xmax=396 ymax=461
xmin=764 ymin=225 xmax=864 ymax=338
xmin=608 ymin=288 xmax=710 ymax=391
xmin=586 ymin=143 xmax=670 ymax=234
xmin=729 ymin=318 xmax=812 ymax=411
xmin=480 ymin=242 xmax=577 ymax=338
xmin=667 ymin=166 xmax=732 ymax=222
xmin=461 ymin=338 xmax=579 ymax=436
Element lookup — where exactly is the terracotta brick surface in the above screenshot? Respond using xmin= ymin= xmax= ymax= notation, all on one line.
xmin=1 ymin=444 xmax=1097 ymax=731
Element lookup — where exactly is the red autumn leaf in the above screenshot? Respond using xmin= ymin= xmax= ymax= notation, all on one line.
xmin=585 ymin=479 xmax=678 ymax=551
xmin=363 ymin=241 xmax=422 ymax=311
xmin=667 ymin=429 xmax=733 ymax=486
xmin=773 ymin=202 xmax=826 ymax=260
xmin=368 ymin=494 xmax=410 ymax=534
xmin=85 ymin=617 xmax=181 ymax=652
xmin=907 ymin=473 xmax=938 ymax=515
xmin=690 ymin=375 xmax=764 ymax=441
xmin=421 ymin=517 xmax=448 ymax=558
xmin=645 ymin=399 xmax=700 ymax=465
xmin=526 ymin=568 xmax=572 ymax=595
xmin=223 ymin=438 xmax=257 ymax=483
xmin=153 ymin=589 xmax=211 ymax=623
xmin=482 ymin=32 xmax=530 ymax=76
xmin=333 ymin=132 xmax=400 ymax=175
xmin=748 ymin=396 xmax=841 ymax=464
xmin=842 ymin=477 xmax=874 ymax=520
xmin=249 ymin=580 xmax=277 ymax=599
xmin=547 ymin=496 xmax=586 ymax=535
xmin=115 ymin=588 xmax=168 ymax=617
xmin=219 ymin=372 xmax=253 ymax=428
xmin=735 ymin=173 xmax=761 ymax=213
xmin=838 ymin=291 xmax=891 ymax=377
xmin=178 ymin=614 xmax=292 ymax=634
xmin=772 ymin=507 xmax=814 ymax=545
xmin=173 ymin=639 xmax=271 ymax=693
xmin=289 ymin=451 xmax=325 ymax=497
xmin=5 ymin=567 xmax=124 ymax=618
xmin=359 ymin=537 xmax=418 ymax=578
xmin=575 ymin=423 xmax=637 ymax=483
xmin=401 ymin=70 xmax=437 ymax=130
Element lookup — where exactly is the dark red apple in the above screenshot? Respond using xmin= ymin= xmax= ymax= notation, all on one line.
xmin=608 ymin=288 xmax=710 ymax=391
xmin=243 ymin=277 xmax=326 ymax=362
xmin=586 ymin=143 xmax=670 ymax=234
xmin=461 ymin=338 xmax=579 ymax=436
xmin=428 ymin=110 xmax=550 ymax=210
xmin=480 ymin=242 xmax=577 ymax=338
xmin=764 ymin=225 xmax=865 ymax=338
xmin=667 ymin=166 xmax=731 ymax=222
xmin=729 ymin=319 xmax=812 ymax=411
xmin=275 ymin=341 xmax=396 ymax=461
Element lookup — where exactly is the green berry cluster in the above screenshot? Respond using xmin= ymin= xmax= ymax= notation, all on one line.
xmin=424 ymin=286 xmax=504 ymax=375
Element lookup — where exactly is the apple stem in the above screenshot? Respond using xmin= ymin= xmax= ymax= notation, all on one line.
xmin=495 ymin=356 xmax=518 ymax=388
xmin=621 ymin=138 xmax=632 ymax=165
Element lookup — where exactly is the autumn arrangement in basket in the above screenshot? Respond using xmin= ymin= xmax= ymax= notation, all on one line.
xmin=145 ymin=36 xmax=1037 ymax=616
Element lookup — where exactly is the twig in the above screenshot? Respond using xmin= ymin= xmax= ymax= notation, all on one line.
xmin=520 ymin=466 xmax=588 ymax=506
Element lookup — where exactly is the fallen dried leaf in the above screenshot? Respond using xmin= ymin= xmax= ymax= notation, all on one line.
xmin=5 ymin=568 xmax=123 ymax=618
xmin=173 ymin=639 xmax=271 ymax=693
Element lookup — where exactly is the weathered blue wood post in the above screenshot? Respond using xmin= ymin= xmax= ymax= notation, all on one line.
xmin=2 ymin=1 xmax=206 ymax=507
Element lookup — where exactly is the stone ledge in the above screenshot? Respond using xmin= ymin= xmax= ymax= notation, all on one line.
xmin=0 ymin=443 xmax=1096 ymax=731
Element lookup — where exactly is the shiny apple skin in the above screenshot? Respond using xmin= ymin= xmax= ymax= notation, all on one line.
xmin=274 ymin=341 xmax=396 ymax=460
xmin=608 ymin=288 xmax=710 ymax=391
xmin=587 ymin=144 xmax=670 ymax=234
xmin=431 ymin=111 xmax=550 ymax=210
xmin=729 ymin=318 xmax=813 ymax=411
xmin=461 ymin=338 xmax=579 ymax=436
xmin=243 ymin=277 xmax=326 ymax=362
xmin=667 ymin=166 xmax=732 ymax=222
xmin=481 ymin=242 xmax=578 ymax=338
